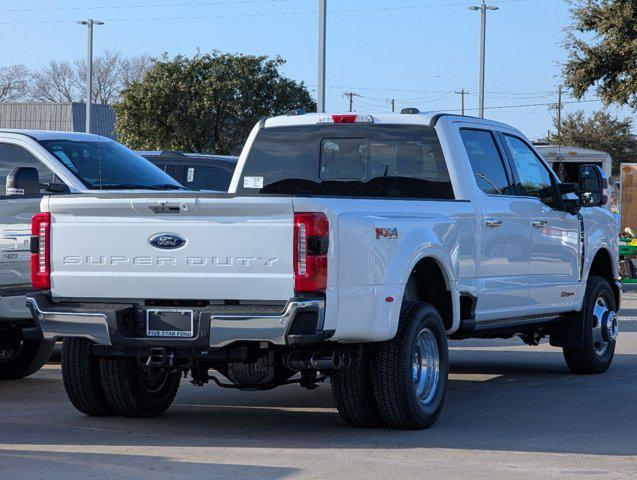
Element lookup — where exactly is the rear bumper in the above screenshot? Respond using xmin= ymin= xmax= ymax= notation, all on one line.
xmin=26 ymin=293 xmax=327 ymax=349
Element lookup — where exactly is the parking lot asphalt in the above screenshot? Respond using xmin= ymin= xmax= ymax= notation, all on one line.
xmin=2 ymin=298 xmax=637 ymax=480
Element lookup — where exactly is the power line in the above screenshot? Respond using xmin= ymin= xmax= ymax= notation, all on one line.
xmin=0 ymin=0 xmax=292 ymax=14
xmin=447 ymin=98 xmax=601 ymax=112
xmin=0 ymin=0 xmax=535 ymax=25
xmin=0 ymin=0 xmax=532 ymax=15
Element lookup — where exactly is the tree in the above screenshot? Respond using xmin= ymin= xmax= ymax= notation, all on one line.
xmin=114 ymin=51 xmax=316 ymax=154
xmin=549 ymin=110 xmax=634 ymax=174
xmin=30 ymin=51 xmax=153 ymax=104
xmin=564 ymin=0 xmax=637 ymax=107
xmin=0 ymin=65 xmax=30 ymax=102
xmin=30 ymin=60 xmax=78 ymax=102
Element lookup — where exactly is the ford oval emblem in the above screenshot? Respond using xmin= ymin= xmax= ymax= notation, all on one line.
xmin=149 ymin=233 xmax=187 ymax=250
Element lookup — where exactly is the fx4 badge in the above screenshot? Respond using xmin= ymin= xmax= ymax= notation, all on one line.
xmin=375 ymin=227 xmax=399 ymax=240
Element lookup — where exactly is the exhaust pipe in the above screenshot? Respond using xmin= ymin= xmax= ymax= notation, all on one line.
xmin=287 ymin=350 xmax=343 ymax=371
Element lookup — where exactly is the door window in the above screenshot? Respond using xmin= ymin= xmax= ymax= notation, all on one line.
xmin=503 ymin=135 xmax=556 ymax=208
xmin=460 ymin=129 xmax=513 ymax=195
xmin=0 ymin=143 xmax=57 ymax=198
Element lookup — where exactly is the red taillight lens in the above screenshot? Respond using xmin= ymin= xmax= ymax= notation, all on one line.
xmin=31 ymin=212 xmax=51 ymax=289
xmin=294 ymin=213 xmax=329 ymax=293
xmin=331 ymin=114 xmax=358 ymax=124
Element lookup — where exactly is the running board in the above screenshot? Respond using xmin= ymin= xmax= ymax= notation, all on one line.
xmin=451 ymin=314 xmax=562 ymax=339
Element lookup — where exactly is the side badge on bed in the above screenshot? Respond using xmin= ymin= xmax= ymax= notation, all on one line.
xmin=375 ymin=227 xmax=399 ymax=240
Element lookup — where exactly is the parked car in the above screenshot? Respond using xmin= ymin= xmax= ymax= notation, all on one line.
xmin=139 ymin=151 xmax=238 ymax=192
xmin=27 ymin=113 xmax=619 ymax=429
xmin=0 ymin=129 xmax=183 ymax=380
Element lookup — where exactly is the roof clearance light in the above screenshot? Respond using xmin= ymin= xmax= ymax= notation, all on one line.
xmin=317 ymin=114 xmax=374 ymax=124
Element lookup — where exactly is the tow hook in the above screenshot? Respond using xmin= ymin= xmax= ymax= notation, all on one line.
xmin=145 ymin=347 xmax=173 ymax=369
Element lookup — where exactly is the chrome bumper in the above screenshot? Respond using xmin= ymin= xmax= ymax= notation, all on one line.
xmin=27 ymin=296 xmax=111 ymax=345
xmin=26 ymin=294 xmax=326 ymax=348
xmin=210 ymin=299 xmax=325 ymax=347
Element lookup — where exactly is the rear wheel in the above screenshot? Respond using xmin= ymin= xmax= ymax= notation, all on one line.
xmin=331 ymin=344 xmax=384 ymax=428
xmin=0 ymin=336 xmax=54 ymax=380
xmin=563 ymin=275 xmax=618 ymax=374
xmin=61 ymin=337 xmax=114 ymax=416
xmin=101 ymin=357 xmax=181 ymax=418
xmin=372 ymin=302 xmax=449 ymax=430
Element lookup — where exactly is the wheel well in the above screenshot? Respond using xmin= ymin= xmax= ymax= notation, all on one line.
xmin=589 ymin=248 xmax=620 ymax=308
xmin=404 ymin=257 xmax=452 ymax=330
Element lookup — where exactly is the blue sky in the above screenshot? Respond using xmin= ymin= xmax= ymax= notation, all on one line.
xmin=0 ymin=0 xmax=634 ymax=139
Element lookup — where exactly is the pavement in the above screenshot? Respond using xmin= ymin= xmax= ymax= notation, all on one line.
xmin=1 ymin=297 xmax=637 ymax=480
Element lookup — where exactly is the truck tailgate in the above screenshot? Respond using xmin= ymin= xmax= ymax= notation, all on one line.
xmin=46 ymin=195 xmax=295 ymax=301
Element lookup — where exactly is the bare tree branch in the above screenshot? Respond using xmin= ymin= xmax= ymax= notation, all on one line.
xmin=30 ymin=60 xmax=81 ymax=102
xmin=28 ymin=52 xmax=154 ymax=105
xmin=0 ymin=65 xmax=30 ymax=102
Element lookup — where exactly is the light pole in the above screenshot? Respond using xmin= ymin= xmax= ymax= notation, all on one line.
xmin=317 ymin=0 xmax=327 ymax=113
xmin=469 ymin=1 xmax=498 ymax=118
xmin=77 ymin=19 xmax=104 ymax=133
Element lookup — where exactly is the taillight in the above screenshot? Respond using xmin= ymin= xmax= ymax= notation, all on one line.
xmin=294 ymin=213 xmax=329 ymax=293
xmin=31 ymin=212 xmax=51 ymax=289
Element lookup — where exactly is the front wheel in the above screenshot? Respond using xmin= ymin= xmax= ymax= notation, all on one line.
xmin=101 ymin=357 xmax=181 ymax=418
xmin=372 ymin=302 xmax=449 ymax=430
xmin=0 ymin=337 xmax=54 ymax=380
xmin=563 ymin=275 xmax=618 ymax=374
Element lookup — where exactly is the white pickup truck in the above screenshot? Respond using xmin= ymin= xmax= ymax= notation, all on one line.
xmin=27 ymin=112 xmax=620 ymax=429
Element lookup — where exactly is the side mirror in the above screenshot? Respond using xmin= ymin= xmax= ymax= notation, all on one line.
xmin=5 ymin=167 xmax=39 ymax=196
xmin=557 ymin=182 xmax=581 ymax=215
xmin=579 ymin=164 xmax=608 ymax=208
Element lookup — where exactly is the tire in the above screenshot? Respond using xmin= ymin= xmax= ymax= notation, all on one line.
xmin=61 ymin=337 xmax=114 ymax=416
xmin=101 ymin=357 xmax=181 ymax=418
xmin=0 ymin=337 xmax=55 ymax=380
xmin=331 ymin=344 xmax=384 ymax=428
xmin=372 ymin=302 xmax=449 ymax=430
xmin=563 ymin=275 xmax=618 ymax=374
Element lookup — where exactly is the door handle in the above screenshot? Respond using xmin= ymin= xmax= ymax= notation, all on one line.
xmin=532 ymin=220 xmax=548 ymax=229
xmin=484 ymin=218 xmax=503 ymax=228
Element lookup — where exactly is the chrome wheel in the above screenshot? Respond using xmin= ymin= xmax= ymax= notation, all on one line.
xmin=412 ymin=328 xmax=440 ymax=406
xmin=591 ymin=297 xmax=618 ymax=356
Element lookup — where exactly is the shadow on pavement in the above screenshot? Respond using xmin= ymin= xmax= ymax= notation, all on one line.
xmin=2 ymin=348 xmax=636 ymax=457
xmin=0 ymin=450 xmax=298 ymax=480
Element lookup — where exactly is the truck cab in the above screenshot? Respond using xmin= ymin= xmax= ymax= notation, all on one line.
xmin=25 ymin=114 xmax=620 ymax=429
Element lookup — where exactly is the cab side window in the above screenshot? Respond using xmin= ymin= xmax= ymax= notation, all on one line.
xmin=0 ymin=144 xmax=57 ymax=198
xmin=503 ymin=135 xmax=556 ymax=208
xmin=460 ymin=129 xmax=514 ymax=195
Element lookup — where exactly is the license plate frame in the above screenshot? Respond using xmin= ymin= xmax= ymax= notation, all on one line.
xmin=146 ymin=309 xmax=194 ymax=338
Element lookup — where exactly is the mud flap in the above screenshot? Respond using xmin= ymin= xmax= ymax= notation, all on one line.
xmin=549 ymin=311 xmax=585 ymax=348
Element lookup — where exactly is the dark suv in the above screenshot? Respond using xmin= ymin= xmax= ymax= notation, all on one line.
xmin=139 ymin=151 xmax=238 ymax=191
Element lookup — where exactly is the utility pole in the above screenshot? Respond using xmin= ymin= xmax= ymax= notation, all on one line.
xmin=469 ymin=1 xmax=499 ymax=119
xmin=390 ymin=99 xmax=395 ymax=112
xmin=343 ymin=91 xmax=360 ymax=112
xmin=317 ymin=0 xmax=327 ymax=113
xmin=556 ymin=84 xmax=563 ymax=145
xmin=77 ymin=19 xmax=104 ymax=134
xmin=455 ymin=89 xmax=468 ymax=115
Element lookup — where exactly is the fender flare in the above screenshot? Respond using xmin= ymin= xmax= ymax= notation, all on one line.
xmin=389 ymin=246 xmax=460 ymax=336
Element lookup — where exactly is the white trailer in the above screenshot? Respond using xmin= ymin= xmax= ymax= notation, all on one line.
xmin=536 ymin=145 xmax=613 ymax=209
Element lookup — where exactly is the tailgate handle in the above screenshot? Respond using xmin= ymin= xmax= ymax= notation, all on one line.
xmin=148 ymin=201 xmax=189 ymax=214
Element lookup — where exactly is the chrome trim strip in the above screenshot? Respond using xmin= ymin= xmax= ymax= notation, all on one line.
xmin=209 ymin=299 xmax=325 ymax=347
xmin=26 ymin=297 xmax=111 ymax=345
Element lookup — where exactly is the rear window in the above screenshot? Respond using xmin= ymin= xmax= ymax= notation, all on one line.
xmin=237 ymin=124 xmax=454 ymax=199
